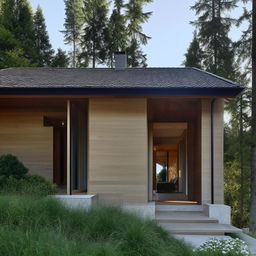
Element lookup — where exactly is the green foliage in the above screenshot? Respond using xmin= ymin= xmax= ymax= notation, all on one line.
xmin=79 ymin=0 xmax=109 ymax=68
xmin=63 ymin=0 xmax=83 ymax=67
xmin=0 ymin=0 xmax=55 ymax=68
xmin=224 ymin=82 xmax=251 ymax=228
xmin=1 ymin=48 xmax=32 ymax=68
xmin=0 ymin=174 xmax=57 ymax=196
xmin=51 ymin=48 xmax=70 ymax=67
xmin=189 ymin=0 xmax=238 ymax=79
xmin=125 ymin=0 xmax=152 ymax=67
xmin=126 ymin=38 xmax=147 ymax=67
xmin=247 ymin=231 xmax=256 ymax=239
xmin=0 ymin=26 xmax=31 ymax=68
xmin=184 ymin=31 xmax=204 ymax=68
xmin=235 ymin=1 xmax=252 ymax=68
xmin=0 ymin=154 xmax=28 ymax=179
xmin=10 ymin=0 xmax=36 ymax=61
xmin=157 ymin=168 xmax=167 ymax=183
xmin=33 ymin=7 xmax=54 ymax=66
xmin=194 ymin=238 xmax=249 ymax=256
xmin=107 ymin=0 xmax=128 ymax=67
xmin=62 ymin=0 xmax=152 ymax=67
xmin=0 ymin=196 xmax=194 ymax=256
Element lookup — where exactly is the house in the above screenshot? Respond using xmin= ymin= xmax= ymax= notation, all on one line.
xmin=0 ymin=53 xmax=244 ymax=233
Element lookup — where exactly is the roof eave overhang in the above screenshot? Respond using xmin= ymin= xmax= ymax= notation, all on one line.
xmin=0 ymin=87 xmax=244 ymax=97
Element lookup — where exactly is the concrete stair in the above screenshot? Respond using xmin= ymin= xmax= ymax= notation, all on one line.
xmin=155 ymin=203 xmax=242 ymax=235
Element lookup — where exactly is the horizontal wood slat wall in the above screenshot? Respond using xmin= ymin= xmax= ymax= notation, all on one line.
xmin=213 ymin=99 xmax=224 ymax=204
xmin=201 ymin=99 xmax=212 ymax=204
xmin=0 ymin=110 xmax=58 ymax=181
xmin=88 ymin=98 xmax=148 ymax=203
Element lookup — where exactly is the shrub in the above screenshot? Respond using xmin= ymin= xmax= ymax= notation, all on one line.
xmin=0 ymin=154 xmax=28 ymax=179
xmin=195 ymin=238 xmax=250 ymax=256
xmin=0 ymin=174 xmax=57 ymax=196
xmin=0 ymin=196 xmax=193 ymax=256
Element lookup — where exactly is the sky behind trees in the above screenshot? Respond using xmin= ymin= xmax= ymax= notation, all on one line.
xmin=30 ymin=0 xmax=249 ymax=67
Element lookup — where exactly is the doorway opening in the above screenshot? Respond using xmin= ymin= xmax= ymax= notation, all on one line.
xmin=152 ymin=123 xmax=188 ymax=201
xmin=44 ymin=115 xmax=67 ymax=192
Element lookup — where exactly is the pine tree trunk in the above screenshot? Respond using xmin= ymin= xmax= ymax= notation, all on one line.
xmin=250 ymin=0 xmax=256 ymax=232
xmin=73 ymin=40 xmax=76 ymax=68
xmin=93 ymin=41 xmax=96 ymax=68
xmin=212 ymin=0 xmax=217 ymax=73
xmin=239 ymin=95 xmax=244 ymax=227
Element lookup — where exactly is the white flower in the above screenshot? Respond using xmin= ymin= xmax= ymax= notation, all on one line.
xmin=195 ymin=238 xmax=250 ymax=256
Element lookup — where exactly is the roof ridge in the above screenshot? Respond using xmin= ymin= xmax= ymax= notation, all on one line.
xmin=191 ymin=67 xmax=244 ymax=88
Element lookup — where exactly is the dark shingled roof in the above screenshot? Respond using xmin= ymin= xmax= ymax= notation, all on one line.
xmin=0 ymin=67 xmax=244 ymax=96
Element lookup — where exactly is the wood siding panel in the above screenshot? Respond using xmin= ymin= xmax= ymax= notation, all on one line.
xmin=0 ymin=111 xmax=53 ymax=181
xmin=88 ymin=98 xmax=148 ymax=203
xmin=201 ymin=99 xmax=212 ymax=204
xmin=213 ymin=99 xmax=224 ymax=204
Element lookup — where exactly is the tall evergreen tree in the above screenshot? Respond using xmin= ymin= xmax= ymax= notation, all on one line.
xmin=63 ymin=0 xmax=83 ymax=67
xmin=250 ymin=0 xmax=256 ymax=231
xmin=184 ymin=31 xmax=204 ymax=68
xmin=0 ymin=0 xmax=33 ymax=68
xmin=225 ymin=76 xmax=251 ymax=227
xmin=51 ymin=48 xmax=70 ymax=67
xmin=108 ymin=0 xmax=128 ymax=67
xmin=79 ymin=0 xmax=109 ymax=68
xmin=191 ymin=0 xmax=238 ymax=79
xmin=125 ymin=0 xmax=152 ymax=67
xmin=236 ymin=0 xmax=252 ymax=68
xmin=33 ymin=7 xmax=54 ymax=67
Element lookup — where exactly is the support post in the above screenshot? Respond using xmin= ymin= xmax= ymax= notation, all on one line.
xmin=67 ymin=100 xmax=71 ymax=195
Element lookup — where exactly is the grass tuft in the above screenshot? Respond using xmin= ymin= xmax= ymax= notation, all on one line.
xmin=0 ymin=195 xmax=193 ymax=256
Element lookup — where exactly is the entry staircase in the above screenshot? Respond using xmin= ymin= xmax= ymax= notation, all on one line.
xmin=155 ymin=203 xmax=241 ymax=235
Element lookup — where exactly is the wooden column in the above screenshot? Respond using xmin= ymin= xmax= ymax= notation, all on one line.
xmin=201 ymin=99 xmax=212 ymax=204
xmin=213 ymin=98 xmax=224 ymax=204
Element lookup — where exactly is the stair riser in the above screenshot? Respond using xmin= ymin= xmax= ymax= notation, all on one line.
xmin=157 ymin=219 xmax=218 ymax=223
xmin=156 ymin=205 xmax=203 ymax=212
xmin=168 ymin=231 xmax=225 ymax=235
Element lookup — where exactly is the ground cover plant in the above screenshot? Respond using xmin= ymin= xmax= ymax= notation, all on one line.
xmin=248 ymin=231 xmax=256 ymax=239
xmin=0 ymin=195 xmax=252 ymax=256
xmin=0 ymin=154 xmax=57 ymax=196
xmin=0 ymin=154 xmax=250 ymax=256
xmin=194 ymin=238 xmax=250 ymax=256
xmin=0 ymin=195 xmax=194 ymax=256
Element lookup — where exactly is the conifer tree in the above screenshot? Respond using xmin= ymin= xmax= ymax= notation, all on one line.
xmin=125 ymin=0 xmax=152 ymax=67
xmin=184 ymin=31 xmax=204 ymax=68
xmin=108 ymin=0 xmax=128 ymax=67
xmin=51 ymin=48 xmax=70 ymax=67
xmin=0 ymin=0 xmax=33 ymax=68
xmin=250 ymin=0 xmax=256 ymax=231
xmin=33 ymin=7 xmax=54 ymax=66
xmin=63 ymin=0 xmax=83 ymax=67
xmin=235 ymin=0 xmax=251 ymax=68
xmin=191 ymin=0 xmax=238 ymax=79
xmin=79 ymin=0 xmax=109 ymax=68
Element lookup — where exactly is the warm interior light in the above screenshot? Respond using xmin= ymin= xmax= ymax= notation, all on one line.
xmin=157 ymin=200 xmax=198 ymax=204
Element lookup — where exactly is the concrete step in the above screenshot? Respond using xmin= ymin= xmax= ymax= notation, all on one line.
xmin=159 ymin=222 xmax=242 ymax=235
xmin=174 ymin=235 xmax=232 ymax=248
xmin=156 ymin=211 xmax=218 ymax=223
xmin=156 ymin=204 xmax=203 ymax=212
